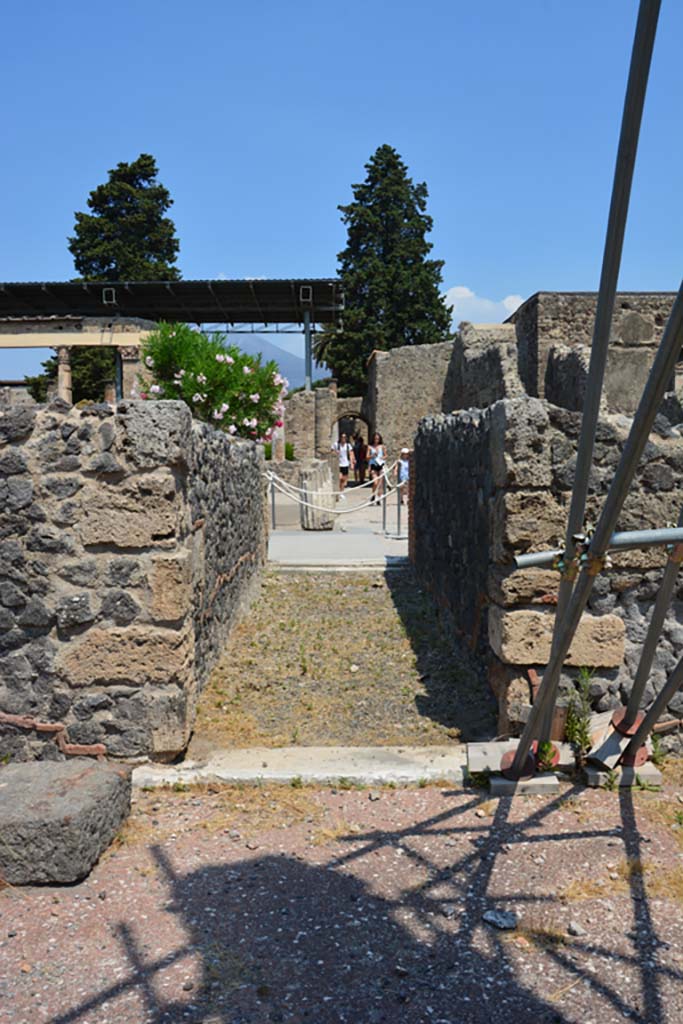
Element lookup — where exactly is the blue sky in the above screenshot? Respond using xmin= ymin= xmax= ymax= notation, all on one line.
xmin=2 ymin=0 xmax=683 ymax=378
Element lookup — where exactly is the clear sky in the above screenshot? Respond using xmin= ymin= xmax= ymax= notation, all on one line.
xmin=3 ymin=0 xmax=682 ymax=378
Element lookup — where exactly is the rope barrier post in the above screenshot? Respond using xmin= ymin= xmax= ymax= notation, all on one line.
xmin=270 ymin=478 xmax=276 ymax=530
xmin=396 ymin=476 xmax=402 ymax=537
xmin=382 ymin=471 xmax=387 ymax=533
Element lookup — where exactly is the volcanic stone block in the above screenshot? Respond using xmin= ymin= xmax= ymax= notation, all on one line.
xmin=489 ymin=398 xmax=552 ymax=488
xmin=491 ymin=490 xmax=566 ymax=562
xmin=488 ymin=566 xmax=560 ymax=606
xmin=0 ymin=759 xmax=131 ymax=885
xmin=56 ymin=626 xmax=192 ymax=688
xmin=117 ymin=400 xmax=192 ymax=470
xmin=79 ymin=473 xmax=179 ymax=548
xmin=149 ymin=552 xmax=191 ymax=621
xmin=488 ymin=606 xmax=625 ymax=667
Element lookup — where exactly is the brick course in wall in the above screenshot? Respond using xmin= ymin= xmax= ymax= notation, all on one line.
xmin=0 ymin=399 xmax=266 ymax=762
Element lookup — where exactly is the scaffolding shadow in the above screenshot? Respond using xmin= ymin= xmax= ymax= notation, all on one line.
xmin=384 ymin=564 xmax=497 ymax=742
xmin=43 ymin=779 xmax=681 ymax=1024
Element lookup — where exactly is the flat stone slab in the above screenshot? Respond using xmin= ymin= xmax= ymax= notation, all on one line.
xmin=467 ymin=740 xmax=575 ymax=774
xmin=489 ymin=773 xmax=561 ymax=797
xmin=584 ymin=762 xmax=663 ymax=789
xmin=0 ymin=759 xmax=131 ymax=885
xmin=133 ymin=745 xmax=467 ymax=788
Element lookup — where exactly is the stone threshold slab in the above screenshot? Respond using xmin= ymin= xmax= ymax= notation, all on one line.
xmin=584 ymin=763 xmax=663 ymax=789
xmin=133 ymin=745 xmax=467 ymax=788
xmin=270 ymin=562 xmax=409 ymax=573
xmin=489 ymin=774 xmax=561 ymax=797
xmin=467 ymin=740 xmax=576 ymax=774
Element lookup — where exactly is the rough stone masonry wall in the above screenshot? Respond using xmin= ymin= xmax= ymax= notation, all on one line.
xmin=0 ymin=399 xmax=266 ymax=762
xmin=413 ymin=397 xmax=683 ymax=745
xmin=511 ymin=292 xmax=677 ymax=413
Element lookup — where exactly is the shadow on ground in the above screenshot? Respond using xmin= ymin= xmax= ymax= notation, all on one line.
xmin=385 ymin=565 xmax=497 ymax=742
xmin=44 ymin=780 xmax=679 ymax=1024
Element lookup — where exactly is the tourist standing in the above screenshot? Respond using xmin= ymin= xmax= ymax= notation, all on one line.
xmin=353 ymin=433 xmax=367 ymax=484
xmin=332 ymin=432 xmax=355 ymax=500
xmin=397 ymin=447 xmax=410 ymax=504
xmin=367 ymin=432 xmax=387 ymax=504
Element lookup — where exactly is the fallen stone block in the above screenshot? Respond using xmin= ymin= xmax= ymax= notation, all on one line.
xmin=0 ymin=759 xmax=131 ymax=885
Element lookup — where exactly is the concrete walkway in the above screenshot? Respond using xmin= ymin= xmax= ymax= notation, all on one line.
xmin=268 ymin=480 xmax=409 ymax=565
xmin=133 ymin=745 xmax=466 ymax=788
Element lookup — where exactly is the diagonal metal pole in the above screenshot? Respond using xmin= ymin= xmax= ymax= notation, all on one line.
xmin=510 ymin=281 xmax=683 ymax=776
xmin=621 ymin=508 xmax=683 ymax=730
xmin=622 ymin=654 xmax=683 ymax=763
xmin=533 ymin=0 xmax=661 ymax=743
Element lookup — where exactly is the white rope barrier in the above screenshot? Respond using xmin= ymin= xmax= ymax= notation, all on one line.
xmin=266 ymin=459 xmax=399 ymax=496
xmin=265 ymin=470 xmax=406 ymax=516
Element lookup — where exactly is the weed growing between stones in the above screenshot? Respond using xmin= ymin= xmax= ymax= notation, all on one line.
xmin=565 ymin=667 xmax=593 ymax=762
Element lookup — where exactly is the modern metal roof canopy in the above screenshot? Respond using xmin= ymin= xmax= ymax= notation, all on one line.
xmin=0 ymin=279 xmax=343 ymax=325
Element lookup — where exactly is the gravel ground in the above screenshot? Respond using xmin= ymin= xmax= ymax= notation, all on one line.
xmin=3 ymin=769 xmax=683 ymax=1024
xmin=192 ymin=569 xmax=495 ymax=752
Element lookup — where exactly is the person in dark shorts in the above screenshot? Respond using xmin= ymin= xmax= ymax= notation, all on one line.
xmin=332 ymin=432 xmax=355 ymax=500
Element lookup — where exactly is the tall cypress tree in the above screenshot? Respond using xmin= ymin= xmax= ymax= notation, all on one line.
xmin=26 ymin=154 xmax=181 ymax=402
xmin=68 ymin=153 xmax=181 ymax=281
xmin=321 ymin=145 xmax=451 ymax=395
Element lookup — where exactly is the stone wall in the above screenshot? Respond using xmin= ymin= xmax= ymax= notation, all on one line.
xmin=284 ymin=384 xmax=367 ymax=460
xmin=362 ymin=341 xmax=453 ymax=458
xmin=413 ymin=397 xmax=683 ymax=740
xmin=442 ymin=324 xmax=524 ymax=411
xmin=0 ymin=399 xmax=266 ymax=762
xmin=510 ymin=292 xmax=677 ymax=412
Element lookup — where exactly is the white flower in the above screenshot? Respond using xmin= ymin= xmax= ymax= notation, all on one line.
xmin=243 ymin=365 xmax=252 ymax=375
xmin=273 ymin=372 xmax=283 ymax=385
xmin=215 ymin=354 xmax=224 ymax=363
xmin=228 ymin=424 xmax=237 ymax=434
xmin=220 ymin=402 xmax=229 ymax=413
xmin=250 ymin=417 xmax=258 ymax=428
xmin=145 ymin=356 xmax=154 ymax=368
xmin=242 ymin=417 xmax=251 ymax=426
xmin=150 ymin=384 xmax=161 ymax=394
xmin=249 ymin=392 xmax=260 ymax=404
xmin=192 ymin=392 xmax=205 ymax=403
xmin=226 ymin=355 xmax=234 ymax=365
xmin=212 ymin=409 xmax=224 ymax=420
xmin=197 ymin=373 xmax=207 ymax=384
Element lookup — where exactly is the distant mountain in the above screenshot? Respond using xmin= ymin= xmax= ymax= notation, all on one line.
xmin=231 ymin=334 xmax=327 ymax=389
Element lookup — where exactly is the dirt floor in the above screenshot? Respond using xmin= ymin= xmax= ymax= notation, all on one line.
xmin=4 ymin=767 xmax=683 ymax=1023
xmin=191 ymin=568 xmax=496 ymax=752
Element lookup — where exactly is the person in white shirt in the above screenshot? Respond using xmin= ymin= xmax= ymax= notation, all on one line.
xmin=332 ymin=432 xmax=355 ymax=499
xmin=367 ymin=431 xmax=387 ymax=505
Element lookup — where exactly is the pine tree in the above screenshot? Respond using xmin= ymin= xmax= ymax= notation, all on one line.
xmin=323 ymin=145 xmax=451 ymax=395
xmin=27 ymin=155 xmax=181 ymax=402
xmin=68 ymin=153 xmax=181 ymax=281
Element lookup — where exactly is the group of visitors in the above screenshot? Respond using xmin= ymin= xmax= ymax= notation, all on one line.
xmin=332 ymin=430 xmax=410 ymax=505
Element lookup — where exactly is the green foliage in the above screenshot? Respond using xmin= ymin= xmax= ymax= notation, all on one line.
xmin=323 ymin=145 xmax=452 ymax=395
xmin=565 ymin=669 xmax=593 ymax=757
xmin=536 ymin=740 xmax=556 ymax=772
xmin=68 ymin=153 xmax=180 ymax=281
xmin=650 ymin=732 xmax=667 ymax=767
xmin=24 ymin=347 xmax=116 ymax=403
xmin=603 ymin=769 xmax=619 ymax=791
xmin=290 ymin=775 xmax=304 ymax=789
xmin=634 ymin=773 xmax=660 ymax=792
xmin=137 ymin=322 xmax=287 ymax=440
xmin=263 ymin=441 xmax=295 ymax=461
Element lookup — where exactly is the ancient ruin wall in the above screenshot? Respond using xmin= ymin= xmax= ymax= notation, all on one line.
xmin=0 ymin=399 xmax=266 ymax=762
xmin=413 ymin=397 xmax=683 ymax=742
xmin=510 ymin=292 xmax=677 ymax=410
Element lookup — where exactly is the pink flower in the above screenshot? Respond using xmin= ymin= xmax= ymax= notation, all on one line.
xmin=150 ymin=384 xmax=161 ymax=394
xmin=243 ymin=365 xmax=252 ymax=375
xmin=249 ymin=392 xmax=260 ymax=404
xmin=228 ymin=424 xmax=237 ymax=434
xmin=215 ymin=354 xmax=225 ymax=363
xmin=226 ymin=355 xmax=235 ymax=365
xmin=275 ymin=419 xmax=284 ymax=428
xmin=140 ymin=392 xmax=148 ymax=400
xmin=213 ymin=409 xmax=224 ymax=420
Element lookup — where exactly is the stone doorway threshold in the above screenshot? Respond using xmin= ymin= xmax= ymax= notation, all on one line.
xmin=132 ymin=745 xmax=467 ymax=789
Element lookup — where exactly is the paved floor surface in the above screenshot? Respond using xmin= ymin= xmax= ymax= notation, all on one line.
xmin=268 ymin=481 xmax=408 ymax=565
xmin=4 ymin=774 xmax=683 ymax=1023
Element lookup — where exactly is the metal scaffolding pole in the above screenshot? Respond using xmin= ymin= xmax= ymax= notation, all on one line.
xmin=509 ymin=280 xmax=683 ymax=777
xmin=536 ymin=0 xmax=661 ymax=742
xmin=620 ymin=510 xmax=683 ymax=731
xmin=623 ymin=655 xmax=683 ymax=763
xmin=515 ymin=527 xmax=683 ymax=569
